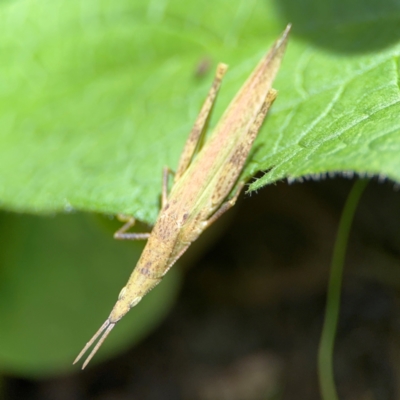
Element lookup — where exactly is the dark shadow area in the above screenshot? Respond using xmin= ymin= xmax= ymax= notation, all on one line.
xmin=275 ymin=0 xmax=400 ymax=53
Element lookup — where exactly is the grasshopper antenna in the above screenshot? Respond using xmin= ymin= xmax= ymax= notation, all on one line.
xmin=73 ymin=319 xmax=116 ymax=369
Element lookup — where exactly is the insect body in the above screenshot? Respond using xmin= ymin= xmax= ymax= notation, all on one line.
xmin=74 ymin=25 xmax=290 ymax=369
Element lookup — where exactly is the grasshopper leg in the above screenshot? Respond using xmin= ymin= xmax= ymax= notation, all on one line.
xmin=162 ymin=166 xmax=176 ymax=208
xmin=205 ymin=182 xmax=245 ymax=229
xmin=115 ymin=165 xmax=175 ymax=240
xmin=204 ymin=88 xmax=278 ymax=229
xmin=113 ymin=215 xmax=151 ymax=240
xmin=174 ymin=63 xmax=228 ymax=182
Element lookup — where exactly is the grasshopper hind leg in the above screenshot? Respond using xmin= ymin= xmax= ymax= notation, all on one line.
xmin=174 ymin=63 xmax=228 ymax=182
xmin=205 ymin=89 xmax=278 ymax=228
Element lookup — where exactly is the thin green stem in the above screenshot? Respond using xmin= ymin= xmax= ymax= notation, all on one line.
xmin=318 ymin=179 xmax=368 ymax=400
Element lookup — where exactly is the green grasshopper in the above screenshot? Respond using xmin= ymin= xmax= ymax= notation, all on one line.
xmin=74 ymin=25 xmax=290 ymax=369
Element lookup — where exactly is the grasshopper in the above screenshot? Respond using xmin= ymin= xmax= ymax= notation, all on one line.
xmin=74 ymin=25 xmax=290 ymax=369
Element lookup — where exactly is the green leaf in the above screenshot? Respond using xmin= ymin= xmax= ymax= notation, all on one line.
xmin=247 ymin=27 xmax=400 ymax=190
xmin=0 ymin=212 xmax=181 ymax=376
xmin=0 ymin=0 xmax=398 ymax=222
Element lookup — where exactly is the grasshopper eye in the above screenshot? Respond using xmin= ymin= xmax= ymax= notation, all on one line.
xmin=130 ymin=297 xmax=141 ymax=308
xmin=118 ymin=287 xmax=127 ymax=300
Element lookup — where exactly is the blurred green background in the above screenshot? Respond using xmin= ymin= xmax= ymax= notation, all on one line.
xmin=0 ymin=212 xmax=181 ymax=375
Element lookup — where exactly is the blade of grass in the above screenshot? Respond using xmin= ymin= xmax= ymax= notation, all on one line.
xmin=318 ymin=179 xmax=369 ymax=400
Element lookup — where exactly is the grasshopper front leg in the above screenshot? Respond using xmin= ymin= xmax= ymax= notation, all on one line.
xmin=113 ymin=215 xmax=151 ymax=240
xmin=115 ymin=166 xmax=172 ymax=240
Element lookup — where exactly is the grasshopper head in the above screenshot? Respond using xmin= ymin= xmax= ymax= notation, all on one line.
xmin=109 ymin=292 xmax=142 ymax=323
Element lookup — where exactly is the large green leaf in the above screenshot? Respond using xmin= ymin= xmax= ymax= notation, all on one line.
xmin=1 ymin=0 xmax=399 ymax=223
